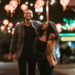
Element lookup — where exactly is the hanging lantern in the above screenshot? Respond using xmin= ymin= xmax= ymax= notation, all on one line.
xmin=56 ymin=23 xmax=61 ymax=29
xmin=67 ymin=26 xmax=73 ymax=31
xmin=35 ymin=7 xmax=43 ymax=15
xmin=72 ymin=22 xmax=75 ymax=28
xmin=8 ymin=22 xmax=13 ymax=28
xmin=4 ymin=4 xmax=10 ymax=14
xmin=60 ymin=0 xmax=70 ymax=11
xmin=34 ymin=0 xmax=45 ymax=9
xmin=34 ymin=0 xmax=44 ymax=15
xmin=56 ymin=23 xmax=62 ymax=33
xmin=0 ymin=26 xmax=6 ymax=32
xmin=3 ymin=19 xmax=9 ymax=26
xmin=9 ymin=0 xmax=18 ymax=14
xmin=21 ymin=4 xmax=28 ymax=12
xmin=34 ymin=4 xmax=41 ymax=9
xmin=71 ymin=22 xmax=75 ymax=30
xmin=9 ymin=5 xmax=14 ymax=17
xmin=67 ymin=26 xmax=71 ymax=31
xmin=58 ymin=29 xmax=62 ymax=33
xmin=9 ymin=0 xmax=18 ymax=10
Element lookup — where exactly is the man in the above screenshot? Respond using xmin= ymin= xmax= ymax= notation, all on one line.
xmin=9 ymin=9 xmax=42 ymax=75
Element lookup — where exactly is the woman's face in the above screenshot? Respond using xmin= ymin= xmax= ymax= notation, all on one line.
xmin=42 ymin=22 xmax=48 ymax=30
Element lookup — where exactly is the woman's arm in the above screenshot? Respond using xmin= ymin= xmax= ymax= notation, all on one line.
xmin=46 ymin=33 xmax=56 ymax=55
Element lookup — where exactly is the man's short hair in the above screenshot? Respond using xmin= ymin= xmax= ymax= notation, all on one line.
xmin=24 ymin=9 xmax=33 ymax=18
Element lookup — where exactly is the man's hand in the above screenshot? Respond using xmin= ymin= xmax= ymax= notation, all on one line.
xmin=8 ymin=53 xmax=13 ymax=60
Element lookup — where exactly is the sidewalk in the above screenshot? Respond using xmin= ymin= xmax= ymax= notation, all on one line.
xmin=54 ymin=64 xmax=75 ymax=75
xmin=0 ymin=61 xmax=75 ymax=75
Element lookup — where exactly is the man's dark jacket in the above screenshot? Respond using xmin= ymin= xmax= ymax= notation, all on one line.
xmin=9 ymin=20 xmax=42 ymax=59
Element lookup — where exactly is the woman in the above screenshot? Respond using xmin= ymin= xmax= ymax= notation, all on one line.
xmin=36 ymin=22 xmax=59 ymax=75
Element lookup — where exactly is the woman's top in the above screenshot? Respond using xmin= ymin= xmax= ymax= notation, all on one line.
xmin=36 ymin=40 xmax=47 ymax=60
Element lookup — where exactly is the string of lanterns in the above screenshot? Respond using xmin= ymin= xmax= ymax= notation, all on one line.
xmin=4 ymin=0 xmax=71 ymax=17
xmin=0 ymin=18 xmax=75 ymax=35
xmin=4 ymin=0 xmax=45 ymax=17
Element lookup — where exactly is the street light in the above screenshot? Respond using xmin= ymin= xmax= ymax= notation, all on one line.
xmin=45 ymin=0 xmax=49 ymax=21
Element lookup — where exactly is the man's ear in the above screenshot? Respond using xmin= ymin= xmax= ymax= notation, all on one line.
xmin=31 ymin=13 xmax=33 ymax=18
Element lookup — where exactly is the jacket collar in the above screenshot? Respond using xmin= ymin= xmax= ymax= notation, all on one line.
xmin=23 ymin=20 xmax=36 ymax=29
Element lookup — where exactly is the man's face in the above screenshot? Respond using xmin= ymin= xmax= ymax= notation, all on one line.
xmin=24 ymin=10 xmax=33 ymax=20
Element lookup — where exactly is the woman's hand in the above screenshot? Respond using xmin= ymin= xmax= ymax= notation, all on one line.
xmin=49 ymin=33 xmax=55 ymax=40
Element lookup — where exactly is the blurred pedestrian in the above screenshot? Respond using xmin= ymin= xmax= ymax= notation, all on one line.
xmin=59 ymin=44 xmax=65 ymax=64
xmin=65 ymin=45 xmax=72 ymax=63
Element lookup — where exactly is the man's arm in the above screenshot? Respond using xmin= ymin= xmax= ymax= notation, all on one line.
xmin=32 ymin=20 xmax=42 ymax=30
xmin=9 ymin=24 xmax=18 ymax=53
xmin=8 ymin=24 xmax=18 ymax=60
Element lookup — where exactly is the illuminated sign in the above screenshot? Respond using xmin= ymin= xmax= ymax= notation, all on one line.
xmin=59 ymin=33 xmax=75 ymax=36
xmin=61 ymin=37 xmax=75 ymax=41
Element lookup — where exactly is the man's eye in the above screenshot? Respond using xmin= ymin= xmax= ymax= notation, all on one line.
xmin=25 ymin=13 xmax=31 ymax=14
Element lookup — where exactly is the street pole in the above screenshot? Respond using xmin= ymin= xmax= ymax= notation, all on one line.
xmin=46 ymin=0 xmax=49 ymax=22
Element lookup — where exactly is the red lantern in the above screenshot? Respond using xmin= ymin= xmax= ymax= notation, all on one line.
xmin=9 ymin=5 xmax=14 ymax=17
xmin=0 ymin=26 xmax=6 ymax=32
xmin=58 ymin=29 xmax=62 ymax=33
xmin=34 ymin=0 xmax=44 ymax=15
xmin=35 ymin=7 xmax=43 ymax=15
xmin=60 ymin=0 xmax=70 ymax=11
xmin=9 ymin=5 xmax=14 ymax=12
xmin=3 ymin=19 xmax=9 ymax=26
xmin=72 ymin=22 xmax=75 ymax=28
xmin=4 ymin=4 xmax=10 ymax=13
xmin=67 ymin=26 xmax=73 ymax=31
xmin=9 ymin=0 xmax=18 ymax=9
xmin=21 ymin=4 xmax=28 ymax=12
xmin=8 ymin=22 xmax=13 ymax=28
xmin=34 ymin=4 xmax=41 ymax=9
xmin=56 ymin=24 xmax=61 ymax=29
xmin=60 ymin=0 xmax=70 ymax=6
xmin=34 ymin=0 xmax=45 ymax=9
xmin=56 ymin=24 xmax=62 ymax=33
